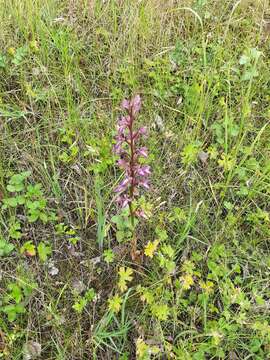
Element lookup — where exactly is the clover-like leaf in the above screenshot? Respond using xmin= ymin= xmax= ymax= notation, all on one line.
xmin=118 ymin=267 xmax=133 ymax=292
xmin=144 ymin=240 xmax=159 ymax=258
xmin=150 ymin=303 xmax=170 ymax=321
xmin=108 ymin=294 xmax=123 ymax=313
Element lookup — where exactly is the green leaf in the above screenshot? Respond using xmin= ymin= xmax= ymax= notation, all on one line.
xmin=0 ymin=239 xmax=14 ymax=257
xmin=250 ymin=338 xmax=262 ymax=353
xmin=111 ymin=215 xmax=123 ymax=226
xmin=103 ymin=249 xmax=115 ymax=264
xmin=250 ymin=47 xmax=262 ymax=60
xmin=68 ymin=236 xmax=80 ymax=245
xmin=151 ymin=303 xmax=170 ymax=321
xmin=85 ymin=288 xmax=96 ymax=301
xmin=72 ymin=288 xmax=96 ymax=313
xmin=116 ymin=230 xmax=125 ymax=242
xmin=239 ymin=54 xmax=250 ymax=65
xmin=59 ymin=151 xmax=70 ymax=163
xmin=2 ymin=197 xmax=18 ymax=208
xmin=20 ymin=241 xmax=36 ymax=256
xmin=118 ymin=267 xmax=133 ymax=292
xmin=241 ymin=69 xmax=259 ymax=81
xmin=181 ymin=141 xmax=202 ymax=165
xmin=161 ymin=244 xmax=174 ymax=258
xmin=9 ymin=221 xmax=22 ymax=240
xmin=37 ymin=242 xmax=52 ymax=262
xmin=17 ymin=195 xmax=26 ymax=205
xmin=6 ymin=184 xmax=17 ymax=192
xmin=26 ymin=183 xmax=43 ymax=197
xmin=72 ymin=297 xmax=87 ymax=313
xmin=7 ymin=283 xmax=22 ymax=303
xmin=0 ymin=54 xmax=6 ymax=69
xmin=155 ymin=227 xmax=168 ymax=241
xmin=108 ymin=294 xmax=123 ymax=313
xmin=39 ymin=212 xmax=48 ymax=223
xmin=11 ymin=46 xmax=28 ymax=66
xmin=27 ymin=207 xmax=42 ymax=222
xmin=24 ymin=283 xmax=36 ymax=298
xmin=9 ymin=171 xmax=30 ymax=185
xmin=1 ymin=303 xmax=25 ymax=321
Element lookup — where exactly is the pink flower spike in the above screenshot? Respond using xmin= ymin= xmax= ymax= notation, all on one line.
xmin=115 ymin=133 xmax=125 ymax=142
xmin=114 ymin=95 xmax=151 ymax=223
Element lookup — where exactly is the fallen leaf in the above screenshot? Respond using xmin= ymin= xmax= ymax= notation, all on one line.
xmin=23 ymin=341 xmax=41 ymax=360
xmin=72 ymin=279 xmax=86 ymax=294
xmin=48 ymin=262 xmax=59 ymax=276
xmin=89 ymin=256 xmax=101 ymax=265
xmin=154 ymin=115 xmax=165 ymax=131
xmin=198 ymin=151 xmax=209 ymax=164
xmin=71 ymin=164 xmax=82 ymax=175
xmin=229 ymin=351 xmax=239 ymax=359
xmin=32 ymin=67 xmax=40 ymax=76
xmin=263 ymin=18 xmax=270 ymax=35
xmin=177 ymin=96 xmax=183 ymax=105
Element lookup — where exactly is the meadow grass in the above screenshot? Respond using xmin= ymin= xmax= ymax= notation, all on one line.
xmin=0 ymin=0 xmax=270 ymax=359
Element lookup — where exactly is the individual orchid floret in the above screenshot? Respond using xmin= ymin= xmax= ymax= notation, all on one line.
xmin=114 ymin=177 xmax=131 ymax=193
xmin=121 ymin=95 xmax=141 ymax=115
xmin=138 ymin=126 xmax=147 ymax=135
xmin=139 ymin=179 xmax=150 ymax=190
xmin=117 ymin=158 xmax=129 ymax=170
xmin=116 ymin=194 xmax=131 ymax=208
xmin=136 ymin=147 xmax=148 ymax=158
xmin=136 ymin=165 xmax=151 ymax=177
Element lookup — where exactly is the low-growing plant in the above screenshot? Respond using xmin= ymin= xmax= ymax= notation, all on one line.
xmin=59 ymin=128 xmax=79 ymax=163
xmin=55 ymin=223 xmax=80 ymax=245
xmin=1 ymin=279 xmax=37 ymax=322
xmin=86 ymin=137 xmax=115 ymax=174
xmin=8 ymin=220 xmax=22 ymax=240
xmin=136 ymin=338 xmax=160 ymax=360
xmin=37 ymin=242 xmax=52 ymax=263
xmin=72 ymin=288 xmax=96 ymax=314
xmin=103 ymin=249 xmax=115 ymax=264
xmin=2 ymin=171 xmax=56 ymax=224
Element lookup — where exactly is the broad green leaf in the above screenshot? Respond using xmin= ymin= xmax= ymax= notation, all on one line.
xmin=37 ymin=242 xmax=52 ymax=262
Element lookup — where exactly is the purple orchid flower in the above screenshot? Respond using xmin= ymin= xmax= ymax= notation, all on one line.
xmin=113 ymin=95 xmax=150 ymax=218
xmin=136 ymin=147 xmax=148 ymax=158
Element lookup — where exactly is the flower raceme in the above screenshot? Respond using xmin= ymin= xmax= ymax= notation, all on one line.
xmin=113 ymin=95 xmax=150 ymax=218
